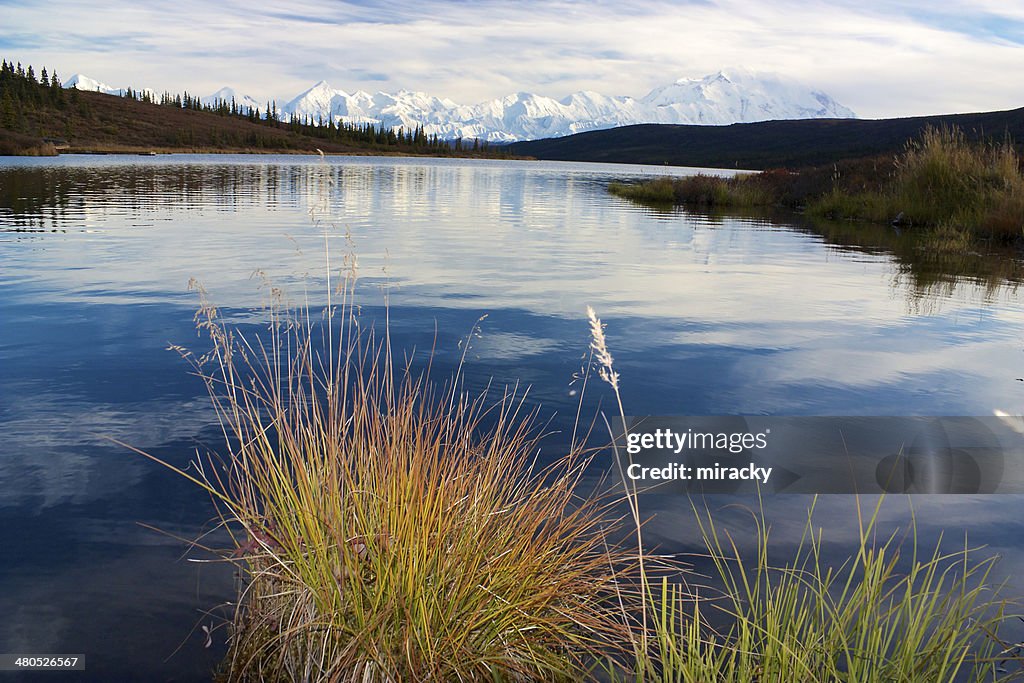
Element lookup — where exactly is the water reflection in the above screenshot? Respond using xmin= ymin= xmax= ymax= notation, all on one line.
xmin=622 ymin=202 xmax=1023 ymax=310
xmin=1 ymin=155 xmax=1023 ymax=679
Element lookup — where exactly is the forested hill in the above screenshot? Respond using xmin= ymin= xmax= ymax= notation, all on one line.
xmin=0 ymin=59 xmax=507 ymax=157
xmin=506 ymin=107 xmax=1024 ymax=169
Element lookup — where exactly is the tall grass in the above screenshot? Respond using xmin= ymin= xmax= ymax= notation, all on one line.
xmin=811 ymin=126 xmax=1024 ymax=242
xmin=585 ymin=308 xmax=1021 ymax=683
xmin=896 ymin=126 xmax=1024 ymax=234
xmin=628 ymin=500 xmax=1014 ymax=682
xmin=139 ymin=271 xmax=637 ymax=681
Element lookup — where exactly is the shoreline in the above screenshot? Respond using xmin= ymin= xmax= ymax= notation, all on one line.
xmin=1 ymin=145 xmax=531 ymax=160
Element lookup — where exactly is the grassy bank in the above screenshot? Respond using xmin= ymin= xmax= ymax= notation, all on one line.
xmin=609 ymin=172 xmax=777 ymax=208
xmin=0 ymin=128 xmax=58 ymax=155
xmin=609 ymin=126 xmax=1024 ymax=246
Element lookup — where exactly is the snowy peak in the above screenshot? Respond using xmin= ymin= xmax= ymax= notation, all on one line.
xmin=201 ymin=87 xmax=261 ymax=113
xmin=63 ymin=73 xmax=155 ymax=100
xmin=63 ymin=73 xmax=123 ymax=96
xmin=283 ymin=81 xmax=353 ymax=121
xmin=640 ymin=68 xmax=854 ymax=123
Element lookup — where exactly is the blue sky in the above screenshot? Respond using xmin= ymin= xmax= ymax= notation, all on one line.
xmin=3 ymin=0 xmax=1023 ymax=118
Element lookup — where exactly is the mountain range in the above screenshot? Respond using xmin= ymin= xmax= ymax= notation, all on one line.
xmin=64 ymin=68 xmax=856 ymax=143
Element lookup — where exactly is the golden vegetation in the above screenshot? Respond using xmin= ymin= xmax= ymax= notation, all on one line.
xmin=140 ymin=275 xmax=635 ymax=682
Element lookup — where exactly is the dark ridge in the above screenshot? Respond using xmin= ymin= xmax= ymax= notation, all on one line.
xmin=507 ymin=108 xmax=1024 ymax=169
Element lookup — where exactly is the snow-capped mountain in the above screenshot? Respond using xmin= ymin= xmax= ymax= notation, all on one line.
xmin=201 ymin=86 xmax=261 ymax=113
xmin=640 ymin=70 xmax=854 ymax=124
xmin=282 ymin=68 xmax=856 ymax=142
xmin=283 ymin=81 xmax=461 ymax=131
xmin=63 ymin=73 xmax=124 ymax=96
xmin=63 ymin=73 xmax=155 ymax=99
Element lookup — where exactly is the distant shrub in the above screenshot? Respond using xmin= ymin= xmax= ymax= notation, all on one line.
xmin=609 ymin=177 xmax=676 ymax=203
xmin=609 ymin=173 xmax=773 ymax=208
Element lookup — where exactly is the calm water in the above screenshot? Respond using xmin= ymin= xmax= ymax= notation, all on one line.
xmin=2 ymin=154 xmax=1024 ymax=680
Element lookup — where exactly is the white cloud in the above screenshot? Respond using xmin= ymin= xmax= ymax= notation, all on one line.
xmin=5 ymin=0 xmax=1024 ymax=118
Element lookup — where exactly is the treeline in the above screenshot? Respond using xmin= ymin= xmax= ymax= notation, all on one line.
xmin=0 ymin=60 xmax=71 ymax=134
xmin=147 ymin=86 xmax=492 ymax=154
xmin=1 ymin=58 xmax=509 ymax=156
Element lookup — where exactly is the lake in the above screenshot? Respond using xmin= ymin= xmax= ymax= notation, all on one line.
xmin=2 ymin=154 xmax=1023 ymax=680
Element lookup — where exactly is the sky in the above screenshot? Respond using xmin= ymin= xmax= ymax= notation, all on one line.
xmin=3 ymin=0 xmax=1024 ymax=119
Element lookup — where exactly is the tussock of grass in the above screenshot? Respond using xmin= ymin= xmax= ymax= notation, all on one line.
xmin=145 ymin=276 xmax=634 ymax=682
xmin=809 ymin=127 xmax=1024 ymax=235
xmin=811 ymin=127 xmax=1024 ymax=244
xmin=896 ymin=126 xmax=1023 ymax=231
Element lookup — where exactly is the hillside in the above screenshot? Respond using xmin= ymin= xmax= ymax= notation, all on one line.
xmin=0 ymin=60 xmax=503 ymax=157
xmin=506 ymin=107 xmax=1024 ymax=169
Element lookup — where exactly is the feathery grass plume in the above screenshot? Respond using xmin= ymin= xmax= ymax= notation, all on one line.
xmin=587 ymin=305 xmax=619 ymax=392
xmin=586 ymin=305 xmax=653 ymax=667
xmin=135 ymin=266 xmax=637 ymax=681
